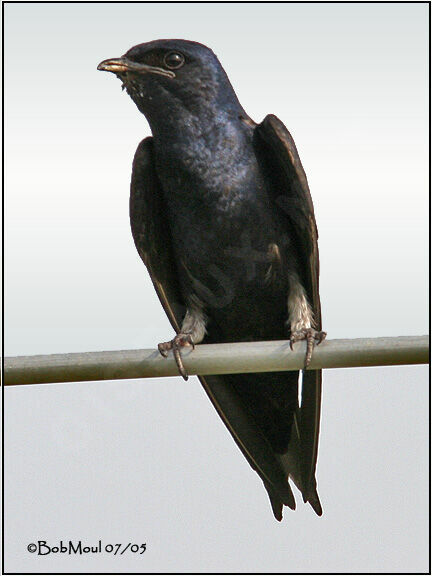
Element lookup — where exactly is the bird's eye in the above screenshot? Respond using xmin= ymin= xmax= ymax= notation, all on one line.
xmin=164 ymin=52 xmax=185 ymax=70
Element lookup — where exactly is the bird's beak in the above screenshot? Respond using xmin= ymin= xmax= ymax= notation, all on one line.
xmin=97 ymin=57 xmax=175 ymax=78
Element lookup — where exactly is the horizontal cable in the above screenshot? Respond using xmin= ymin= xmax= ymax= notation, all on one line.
xmin=3 ymin=335 xmax=429 ymax=387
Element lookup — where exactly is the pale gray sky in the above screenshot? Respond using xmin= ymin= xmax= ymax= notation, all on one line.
xmin=4 ymin=3 xmax=429 ymax=572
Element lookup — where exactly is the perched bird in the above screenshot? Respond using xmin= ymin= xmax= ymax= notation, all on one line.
xmin=98 ymin=39 xmax=326 ymax=520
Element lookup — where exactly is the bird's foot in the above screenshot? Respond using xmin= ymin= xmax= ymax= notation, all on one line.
xmin=158 ymin=333 xmax=195 ymax=381
xmin=290 ymin=328 xmax=327 ymax=369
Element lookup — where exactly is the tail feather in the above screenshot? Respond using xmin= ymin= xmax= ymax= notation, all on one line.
xmin=198 ymin=372 xmax=322 ymax=519
xmin=279 ymin=410 xmax=323 ymax=516
xmin=305 ymin=481 xmax=323 ymax=516
xmin=265 ymin=480 xmax=295 ymax=521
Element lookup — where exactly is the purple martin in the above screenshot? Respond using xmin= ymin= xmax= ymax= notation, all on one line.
xmin=98 ymin=39 xmax=326 ymax=520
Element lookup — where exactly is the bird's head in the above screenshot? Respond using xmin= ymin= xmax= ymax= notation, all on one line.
xmin=98 ymin=39 xmax=244 ymax=131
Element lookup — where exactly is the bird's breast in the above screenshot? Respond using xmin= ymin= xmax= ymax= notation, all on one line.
xmin=153 ymin=127 xmax=291 ymax=338
xmin=164 ymin=180 xmax=289 ymax=339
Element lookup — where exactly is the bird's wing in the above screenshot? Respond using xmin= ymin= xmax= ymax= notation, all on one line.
xmin=130 ymin=137 xmax=186 ymax=326
xmin=130 ymin=137 xmax=297 ymax=515
xmin=254 ymin=114 xmax=323 ymax=514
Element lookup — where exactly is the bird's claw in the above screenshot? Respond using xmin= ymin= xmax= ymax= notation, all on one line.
xmin=290 ymin=328 xmax=327 ymax=369
xmin=158 ymin=333 xmax=194 ymax=381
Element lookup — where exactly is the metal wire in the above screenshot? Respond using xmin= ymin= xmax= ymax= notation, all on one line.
xmin=3 ymin=335 xmax=429 ymax=387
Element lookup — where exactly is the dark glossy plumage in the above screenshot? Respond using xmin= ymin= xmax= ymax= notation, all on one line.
xmin=99 ymin=39 xmax=323 ymax=519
